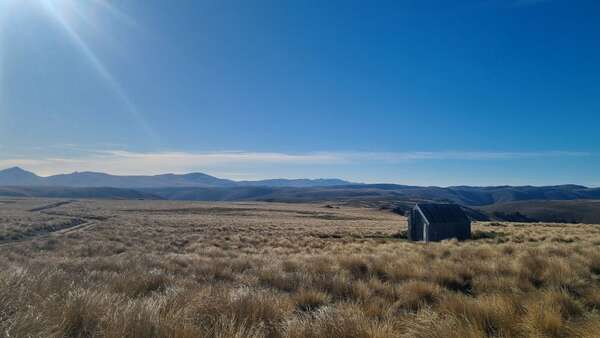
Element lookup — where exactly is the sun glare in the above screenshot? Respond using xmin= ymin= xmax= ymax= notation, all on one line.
xmin=0 ymin=0 xmax=157 ymax=143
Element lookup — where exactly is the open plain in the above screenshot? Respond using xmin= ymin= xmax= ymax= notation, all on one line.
xmin=1 ymin=198 xmax=600 ymax=337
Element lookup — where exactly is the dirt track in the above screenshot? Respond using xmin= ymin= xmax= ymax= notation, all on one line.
xmin=28 ymin=200 xmax=75 ymax=212
xmin=0 ymin=200 xmax=99 ymax=248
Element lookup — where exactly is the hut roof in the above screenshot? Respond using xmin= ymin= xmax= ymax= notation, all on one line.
xmin=416 ymin=203 xmax=469 ymax=224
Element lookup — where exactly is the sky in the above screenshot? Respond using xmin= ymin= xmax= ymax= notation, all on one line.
xmin=0 ymin=0 xmax=599 ymax=186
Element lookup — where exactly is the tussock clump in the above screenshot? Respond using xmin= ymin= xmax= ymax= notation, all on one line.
xmin=392 ymin=280 xmax=442 ymax=313
xmin=58 ymin=289 xmax=106 ymax=337
xmin=431 ymin=264 xmax=474 ymax=294
xmin=521 ymin=298 xmax=576 ymax=337
xmin=588 ymin=252 xmax=600 ymax=275
xmin=315 ymin=273 xmax=354 ymax=300
xmin=285 ymin=303 xmax=400 ymax=338
xmin=292 ymin=289 xmax=330 ymax=312
xmin=518 ymin=252 xmax=550 ymax=289
xmin=194 ymin=260 xmax=237 ymax=282
xmin=189 ymin=287 xmax=293 ymax=337
xmin=339 ymin=256 xmax=371 ymax=279
xmin=281 ymin=259 xmax=302 ymax=273
xmin=111 ymin=271 xmax=171 ymax=298
xmin=258 ymin=268 xmax=302 ymax=292
xmin=437 ymin=293 xmax=524 ymax=337
xmin=541 ymin=289 xmax=585 ymax=320
xmin=371 ymin=255 xmax=425 ymax=283
xmin=401 ymin=310 xmax=486 ymax=338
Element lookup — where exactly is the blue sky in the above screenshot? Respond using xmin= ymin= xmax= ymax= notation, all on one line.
xmin=0 ymin=0 xmax=599 ymax=186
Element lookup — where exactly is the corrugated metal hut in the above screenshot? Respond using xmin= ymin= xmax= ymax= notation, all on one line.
xmin=407 ymin=203 xmax=471 ymax=242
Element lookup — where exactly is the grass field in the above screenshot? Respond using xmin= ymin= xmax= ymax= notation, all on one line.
xmin=1 ymin=198 xmax=600 ymax=337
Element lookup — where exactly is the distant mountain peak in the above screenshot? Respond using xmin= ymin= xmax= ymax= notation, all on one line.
xmin=0 ymin=167 xmax=38 ymax=176
xmin=0 ymin=167 xmax=42 ymax=186
xmin=2 ymin=166 xmax=29 ymax=172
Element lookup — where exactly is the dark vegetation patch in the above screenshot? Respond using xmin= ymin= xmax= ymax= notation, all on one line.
xmin=43 ymin=212 xmax=110 ymax=221
xmin=298 ymin=214 xmax=362 ymax=221
xmin=0 ymin=218 xmax=87 ymax=242
xmin=391 ymin=230 xmax=408 ymax=239
xmin=121 ymin=207 xmax=257 ymax=214
xmin=0 ymin=200 xmax=18 ymax=204
xmin=28 ymin=200 xmax=74 ymax=212
xmin=480 ymin=199 xmax=600 ymax=224
xmin=123 ymin=207 xmax=368 ymax=221
xmin=492 ymin=211 xmax=537 ymax=223
xmin=471 ymin=230 xmax=504 ymax=240
xmin=312 ymin=233 xmax=343 ymax=239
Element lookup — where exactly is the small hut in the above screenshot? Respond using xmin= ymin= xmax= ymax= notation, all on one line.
xmin=407 ymin=203 xmax=471 ymax=242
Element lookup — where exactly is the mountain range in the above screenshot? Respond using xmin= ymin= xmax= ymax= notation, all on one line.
xmin=0 ymin=167 xmax=352 ymax=189
xmin=3 ymin=167 xmax=600 ymax=223
xmin=2 ymin=166 xmax=600 ymax=206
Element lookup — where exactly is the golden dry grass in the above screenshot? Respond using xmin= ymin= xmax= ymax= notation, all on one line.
xmin=1 ymin=198 xmax=600 ymax=337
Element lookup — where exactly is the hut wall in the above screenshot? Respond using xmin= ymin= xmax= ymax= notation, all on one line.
xmin=408 ymin=209 xmax=425 ymax=241
xmin=428 ymin=221 xmax=471 ymax=241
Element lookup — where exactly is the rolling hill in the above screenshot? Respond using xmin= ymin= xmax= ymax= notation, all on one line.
xmin=139 ymin=184 xmax=600 ymax=207
xmin=0 ymin=186 xmax=162 ymax=200
xmin=479 ymin=199 xmax=600 ymax=224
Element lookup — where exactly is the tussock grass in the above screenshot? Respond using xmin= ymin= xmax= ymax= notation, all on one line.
xmin=1 ymin=198 xmax=600 ymax=337
xmin=292 ymin=289 xmax=330 ymax=312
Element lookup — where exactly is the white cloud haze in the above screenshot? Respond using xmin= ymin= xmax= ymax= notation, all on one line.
xmin=0 ymin=149 xmax=590 ymax=178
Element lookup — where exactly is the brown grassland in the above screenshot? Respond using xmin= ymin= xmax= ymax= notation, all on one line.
xmin=1 ymin=198 xmax=600 ymax=338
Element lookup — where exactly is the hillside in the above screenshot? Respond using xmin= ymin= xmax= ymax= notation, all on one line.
xmin=140 ymin=186 xmax=403 ymax=203
xmin=0 ymin=186 xmax=162 ymax=200
xmin=237 ymin=178 xmax=352 ymax=188
xmin=479 ymin=199 xmax=600 ymax=224
xmin=142 ymin=184 xmax=600 ymax=206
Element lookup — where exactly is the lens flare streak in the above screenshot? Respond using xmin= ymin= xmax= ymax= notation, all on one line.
xmin=0 ymin=2 xmax=8 ymax=122
xmin=40 ymin=0 xmax=157 ymax=144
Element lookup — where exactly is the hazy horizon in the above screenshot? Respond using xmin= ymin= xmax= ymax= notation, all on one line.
xmin=2 ymin=164 xmax=599 ymax=188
